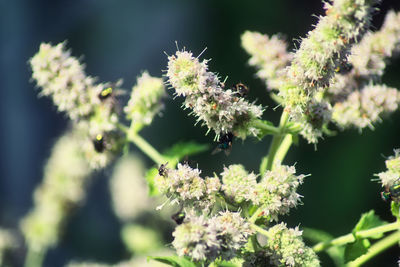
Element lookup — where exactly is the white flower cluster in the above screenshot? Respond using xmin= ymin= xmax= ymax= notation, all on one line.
xmin=155 ymin=163 xmax=221 ymax=211
xmin=332 ymin=84 xmax=400 ymax=129
xmin=241 ymin=31 xmax=292 ymax=91
xmin=221 ymin=164 xmax=305 ymax=221
xmin=377 ymin=149 xmax=400 ymax=188
xmin=221 ymin=164 xmax=258 ymax=203
xmin=30 ymin=42 xmax=124 ymax=168
xmin=20 ymin=131 xmax=92 ymax=253
xmin=243 ymin=223 xmax=320 ymax=267
xmin=255 ymin=165 xmax=305 ymax=221
xmin=124 ymin=71 xmax=165 ymax=130
xmin=109 ymin=155 xmax=151 ymax=221
xmin=172 ymin=211 xmax=253 ymax=261
xmin=166 ymin=50 xmax=263 ymax=139
xmin=350 ymin=10 xmax=400 ymax=79
xmin=242 ymin=0 xmax=400 ymax=144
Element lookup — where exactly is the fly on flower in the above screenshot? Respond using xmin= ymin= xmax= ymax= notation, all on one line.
xmin=171 ymin=209 xmax=185 ymax=225
xmin=93 ymin=134 xmax=105 ymax=153
xmin=381 ymin=178 xmax=400 ymax=202
xmin=212 ymin=132 xmax=234 ymax=156
xmin=158 ymin=162 xmax=169 ymax=177
xmin=232 ymin=83 xmax=249 ymax=97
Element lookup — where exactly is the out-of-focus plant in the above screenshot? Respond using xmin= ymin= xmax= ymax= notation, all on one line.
xmin=2 ymin=0 xmax=399 ymax=266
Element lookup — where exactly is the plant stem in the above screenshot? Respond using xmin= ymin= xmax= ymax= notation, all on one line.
xmin=253 ymin=120 xmax=280 ymax=135
xmin=347 ymin=231 xmax=400 ymax=267
xmin=312 ymin=221 xmax=400 ymax=252
xmin=127 ymin=132 xmax=167 ymax=165
xmin=264 ymin=111 xmax=289 ymax=172
xmin=24 ymin=248 xmax=44 ymax=267
xmin=251 ymin=224 xmax=272 ymax=238
xmin=274 ymin=134 xmax=293 ymax=164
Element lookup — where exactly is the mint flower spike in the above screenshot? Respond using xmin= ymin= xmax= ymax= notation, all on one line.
xmin=350 ymin=10 xmax=400 ymax=79
xmin=20 ymin=131 xmax=92 ymax=254
xmin=279 ymin=0 xmax=380 ymax=143
xmin=255 ymin=163 xmax=306 ymax=222
xmin=244 ymin=223 xmax=320 ymax=267
xmin=166 ymin=49 xmax=263 ymax=139
xmin=109 ymin=155 xmax=151 ymax=222
xmin=332 ymin=84 xmax=400 ymax=130
xmin=30 ymin=42 xmax=97 ymax=120
xmin=31 ymin=42 xmax=124 ymax=168
xmin=172 ymin=211 xmax=253 ymax=262
xmin=241 ymin=31 xmax=292 ymax=91
xmin=377 ymin=149 xmax=400 ymax=188
xmin=287 ymin=0 xmax=379 ymax=90
xmin=221 ymin=164 xmax=258 ymax=204
xmin=124 ymin=71 xmax=165 ymax=130
xmin=154 ymin=162 xmax=221 ymax=212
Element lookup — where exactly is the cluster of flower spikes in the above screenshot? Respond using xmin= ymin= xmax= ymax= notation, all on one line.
xmin=329 ymin=10 xmax=400 ymax=130
xmin=166 ymin=49 xmax=263 ymax=140
xmin=30 ymin=42 xmax=123 ymax=168
xmin=243 ymin=223 xmax=320 ymax=267
xmin=377 ymin=149 xmax=400 ymax=202
xmin=155 ymin=162 xmax=313 ymax=264
xmin=242 ymin=0 xmax=387 ymax=143
xmin=27 ymin=42 xmax=166 ymax=257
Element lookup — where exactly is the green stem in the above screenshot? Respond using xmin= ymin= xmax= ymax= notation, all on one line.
xmin=274 ymin=134 xmax=293 ymax=164
xmin=251 ymin=224 xmax=272 ymax=238
xmin=127 ymin=132 xmax=167 ymax=165
xmin=264 ymin=111 xmax=289 ymax=172
xmin=24 ymin=247 xmax=44 ymax=267
xmin=347 ymin=231 xmax=400 ymax=267
xmin=253 ymin=120 xmax=280 ymax=135
xmin=313 ymin=221 xmax=400 ymax=252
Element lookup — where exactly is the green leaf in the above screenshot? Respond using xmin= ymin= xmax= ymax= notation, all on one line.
xmin=343 ymin=210 xmax=386 ymax=263
xmin=353 ymin=210 xmax=385 ymax=239
xmin=391 ymin=201 xmax=400 ymax=219
xmin=344 ymin=239 xmax=370 ymax=263
xmin=163 ymin=141 xmax=209 ymax=161
xmin=145 ymin=167 xmax=160 ymax=196
xmin=210 ymin=258 xmax=242 ymax=267
xmin=149 ymin=255 xmax=197 ymax=267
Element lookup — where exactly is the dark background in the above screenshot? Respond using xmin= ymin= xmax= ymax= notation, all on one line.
xmin=1 ymin=0 xmax=400 ymax=266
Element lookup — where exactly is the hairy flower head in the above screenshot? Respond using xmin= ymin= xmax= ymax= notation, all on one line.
xmin=172 ymin=211 xmax=253 ymax=261
xmin=241 ymin=31 xmax=292 ymax=91
xmin=155 ymin=163 xmax=219 ymax=211
xmin=125 ymin=71 xmax=165 ymax=128
xmin=263 ymin=223 xmax=320 ymax=267
xmin=254 ymin=164 xmax=306 ymax=221
xmin=377 ymin=149 xmax=400 ymax=188
xmin=221 ymin=164 xmax=257 ymax=204
xmin=166 ymin=49 xmax=263 ymax=139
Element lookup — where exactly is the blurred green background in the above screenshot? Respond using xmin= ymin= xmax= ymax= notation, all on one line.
xmin=1 ymin=0 xmax=400 ymax=266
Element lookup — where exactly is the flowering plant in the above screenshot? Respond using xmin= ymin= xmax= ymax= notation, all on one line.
xmin=1 ymin=0 xmax=400 ymax=266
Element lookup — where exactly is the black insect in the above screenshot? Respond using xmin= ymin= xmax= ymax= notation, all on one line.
xmin=158 ymin=162 xmax=169 ymax=176
xmin=93 ymin=134 xmax=105 ymax=153
xmin=171 ymin=210 xmax=185 ymax=225
xmin=232 ymin=83 xmax=249 ymax=97
xmin=335 ymin=62 xmax=353 ymax=75
xmin=98 ymin=86 xmax=114 ymax=101
xmin=212 ymin=132 xmax=234 ymax=155
xmin=381 ymin=178 xmax=400 ymax=202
